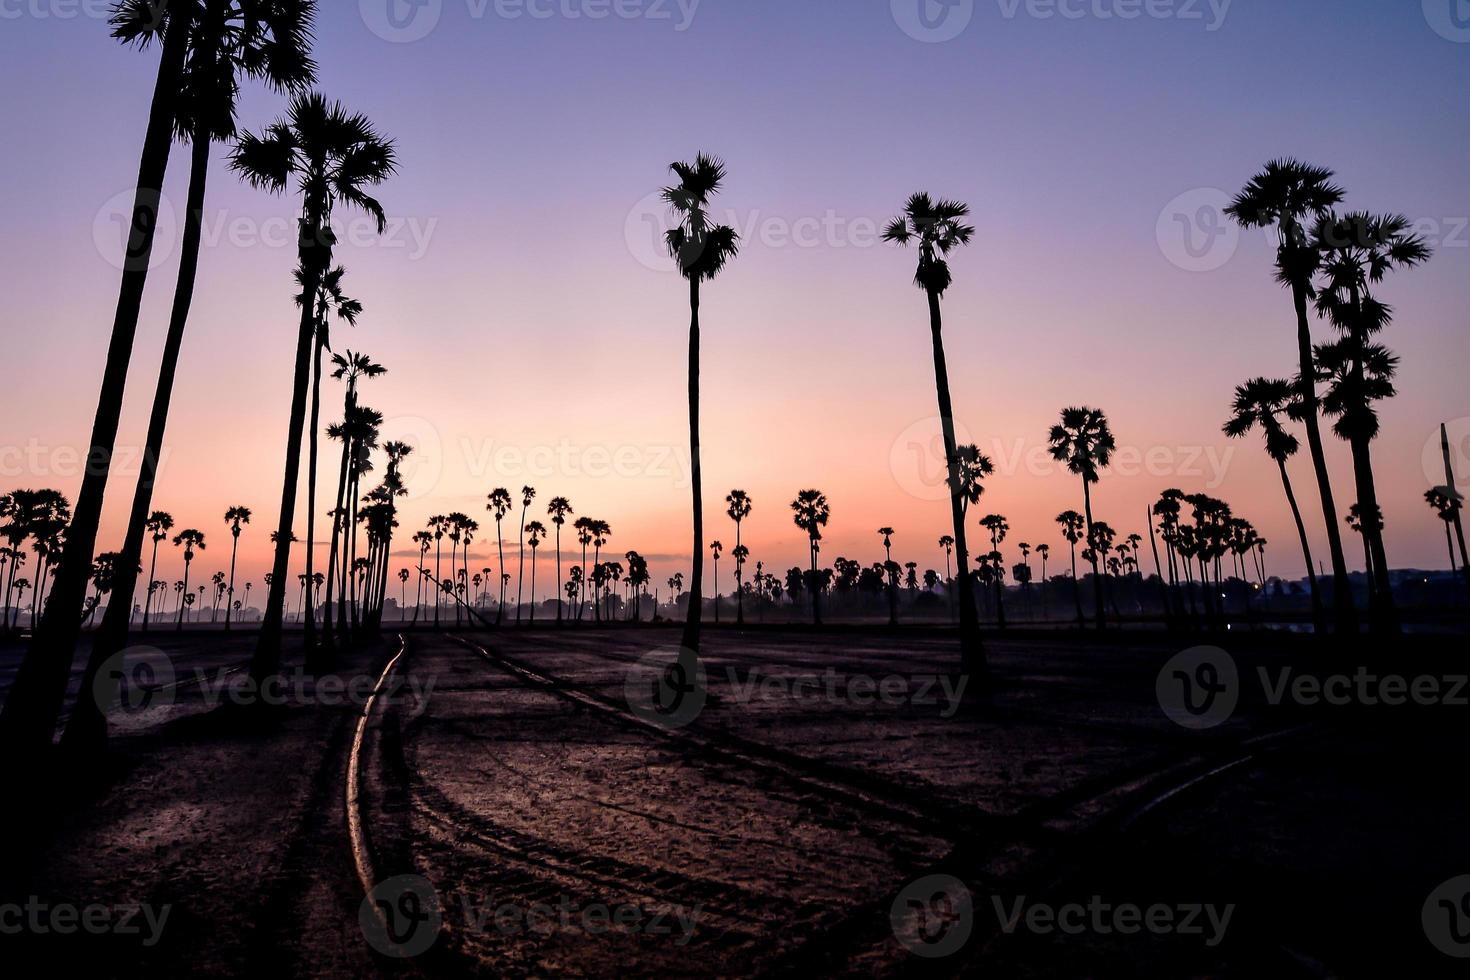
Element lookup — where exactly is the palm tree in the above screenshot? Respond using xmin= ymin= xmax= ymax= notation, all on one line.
xmin=486 ymin=487 xmax=512 ymax=624
xmin=1049 ymin=408 xmax=1115 ymax=628
xmin=547 ymin=496 xmax=573 ymax=623
xmin=232 ymin=92 xmax=395 ymax=682
xmin=876 ymin=527 xmax=898 ymax=626
xmin=979 ymin=515 xmax=1009 ymax=629
xmin=1426 ymin=488 xmax=1464 ymax=595
xmin=1313 ymin=211 xmax=1430 ymax=632
xmin=1224 ymin=377 xmax=1324 ymax=631
xmin=522 ymin=521 xmax=546 ymax=623
xmin=1056 ymin=511 xmax=1086 ymax=625
xmin=1035 ymin=543 xmax=1051 ymax=620
xmin=710 ymin=540 xmax=724 ymax=622
xmin=410 ymin=530 xmax=431 ymax=624
xmin=725 ymin=490 xmax=752 ymax=625
xmin=791 ymin=490 xmax=830 ymax=626
xmin=172 ymin=529 xmax=205 ymax=630
xmin=397 ymin=567 xmax=410 ymax=619
xmin=591 ymin=521 xmax=611 ymax=623
xmin=573 ymin=516 xmax=594 ymax=622
xmin=514 ymin=486 xmax=536 ymax=624
xmin=1226 ymin=160 xmax=1357 ymax=632
xmin=1437 ymin=424 xmax=1470 ymax=606
xmin=664 ymin=153 xmax=740 ymax=657
xmin=221 ymin=505 xmax=251 ymax=630
xmin=140 ymin=510 xmax=174 ymax=633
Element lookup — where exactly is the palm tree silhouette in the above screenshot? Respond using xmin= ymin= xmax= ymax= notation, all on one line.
xmin=514 ymin=486 xmax=536 ymax=625
xmin=877 ymin=528 xmax=898 ymax=626
xmin=1224 ymin=377 xmax=1324 ymax=630
xmin=591 ymin=520 xmax=611 ymax=623
xmin=547 ymin=496 xmax=573 ymax=623
xmin=1055 ymin=511 xmax=1086 ymax=625
xmin=979 ymin=515 xmax=1009 ymax=629
xmin=1035 ymin=543 xmax=1051 ymax=621
xmin=232 ymin=92 xmax=395 ymax=680
xmin=487 ymin=487 xmax=512 ymax=624
xmin=573 ymin=516 xmax=594 ymax=622
xmin=140 ymin=510 xmax=174 ymax=633
xmin=1226 ymin=160 xmax=1357 ymax=633
xmin=1049 ymin=408 xmax=1114 ymax=629
xmin=883 ymin=192 xmax=983 ymax=673
xmin=791 ymin=490 xmax=830 ymax=626
xmin=1425 ymin=488 xmax=1464 ymax=595
xmin=172 ymin=529 xmax=205 ymax=631
xmin=1313 ymin=211 xmax=1430 ymax=632
xmin=710 ymin=540 xmax=724 ymax=622
xmin=411 ymin=530 xmax=431 ymax=624
xmin=664 ymin=153 xmax=740 ymax=657
xmin=726 ymin=490 xmax=752 ymax=625
xmin=222 ymin=505 xmax=251 ymax=631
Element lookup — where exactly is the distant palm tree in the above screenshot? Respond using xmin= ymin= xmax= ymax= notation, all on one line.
xmin=1426 ymin=488 xmax=1464 ymax=595
xmin=883 ymin=192 xmax=983 ymax=674
xmin=1226 ymin=160 xmax=1356 ymax=632
xmin=172 ymin=529 xmax=205 ymax=631
xmin=591 ymin=520 xmax=611 ymax=622
xmin=573 ymin=516 xmax=594 ymax=622
xmin=1313 ymin=211 xmax=1430 ymax=633
xmin=514 ymin=486 xmax=536 ymax=624
xmin=525 ymin=521 xmax=546 ymax=624
xmin=221 ymin=505 xmax=251 ymax=630
xmin=398 ymin=568 xmax=410 ymax=619
xmin=140 ymin=510 xmax=174 ymax=633
xmin=487 ymin=487 xmax=512 ymax=624
xmin=1035 ymin=543 xmax=1051 ymax=620
xmin=411 ymin=530 xmax=431 ymax=624
xmin=1224 ymin=377 xmax=1324 ymax=630
xmin=547 ymin=496 xmax=573 ymax=623
xmin=979 ymin=515 xmax=1009 ymax=629
xmin=1049 ymin=407 xmax=1115 ymax=628
xmin=1055 ymin=511 xmax=1086 ymax=625
xmin=877 ymin=528 xmax=898 ymax=626
xmin=791 ymin=490 xmax=830 ymax=626
xmin=1345 ymin=504 xmax=1377 ymax=602
xmin=726 ymin=490 xmax=752 ymax=625
xmin=664 ymin=153 xmax=740 ymax=657
xmin=232 ymin=92 xmax=395 ymax=681
xmin=710 ymin=540 xmax=724 ymax=622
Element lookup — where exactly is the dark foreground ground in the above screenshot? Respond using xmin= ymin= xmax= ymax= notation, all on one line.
xmin=0 ymin=625 xmax=1467 ymax=978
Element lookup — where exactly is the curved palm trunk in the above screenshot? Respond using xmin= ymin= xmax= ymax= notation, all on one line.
xmin=0 ymin=11 xmax=192 ymax=759
xmin=252 ymin=220 xmax=329 ymax=682
xmin=926 ymin=289 xmax=984 ymax=675
xmin=1290 ymin=282 xmax=1357 ymax=632
xmin=433 ymin=538 xmax=442 ymax=628
xmin=1146 ymin=508 xmax=1172 ymax=628
xmin=178 ymin=560 xmax=192 ymax=630
xmin=1278 ymin=460 xmax=1324 ymax=630
xmin=680 ymin=278 xmax=705 ymax=654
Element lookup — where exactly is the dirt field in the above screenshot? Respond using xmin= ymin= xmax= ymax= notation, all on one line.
xmin=2 ymin=626 xmax=1467 ymax=978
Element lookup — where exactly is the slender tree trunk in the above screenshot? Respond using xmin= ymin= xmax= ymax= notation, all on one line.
xmin=1068 ymin=542 xmax=1083 ymax=625
xmin=178 ymin=559 xmax=191 ymax=631
xmin=1348 ymin=436 xmax=1398 ymax=632
xmin=529 ymin=551 xmax=537 ymax=624
xmin=681 ymin=277 xmax=705 ymax=654
xmin=1081 ymin=479 xmax=1104 ymax=629
xmin=809 ymin=541 xmax=822 ymax=626
xmin=495 ymin=520 xmax=506 ymax=625
xmin=735 ymin=521 xmax=744 ymax=625
xmin=926 ymin=289 xmax=984 ymax=674
xmin=1278 ymin=459 xmax=1324 ymax=631
xmin=304 ymin=328 xmax=324 ymax=649
xmin=555 ymin=526 xmax=563 ymax=624
xmin=1290 ymin=280 xmax=1357 ymax=632
xmin=0 ymin=10 xmax=192 ymax=759
xmin=1147 ymin=507 xmax=1171 ymax=628
xmin=251 ymin=215 xmax=329 ymax=682
xmin=225 ymin=532 xmax=239 ymax=630
xmin=515 ymin=508 xmax=527 ymax=625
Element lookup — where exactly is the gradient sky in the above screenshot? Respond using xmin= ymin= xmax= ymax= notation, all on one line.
xmin=2 ymin=0 xmax=1468 ymax=601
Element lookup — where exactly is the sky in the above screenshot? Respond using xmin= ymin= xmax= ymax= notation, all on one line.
xmin=1 ymin=0 xmax=1468 ymax=603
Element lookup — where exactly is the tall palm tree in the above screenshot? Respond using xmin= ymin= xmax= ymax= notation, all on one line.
xmin=726 ymin=490 xmax=752 ymax=625
xmin=547 ymin=496 xmax=573 ymax=623
xmin=883 ymin=192 xmax=983 ymax=674
xmin=877 ymin=527 xmax=898 ymax=626
xmin=1049 ymin=408 xmax=1114 ymax=628
xmin=232 ymin=92 xmax=395 ymax=681
xmin=1426 ymin=488 xmax=1463 ymax=593
xmin=665 ymin=153 xmax=740 ymax=657
xmin=979 ymin=515 xmax=1009 ymax=629
xmin=487 ymin=488 xmax=512 ymax=624
xmin=1035 ymin=542 xmax=1051 ymax=620
xmin=591 ymin=520 xmax=611 ymax=623
xmin=791 ymin=490 xmax=830 ymax=626
xmin=172 ymin=529 xmax=205 ymax=630
xmin=140 ymin=510 xmax=174 ymax=633
xmin=222 ymin=505 xmax=251 ymax=630
xmin=52 ymin=0 xmax=318 ymax=757
xmin=710 ymin=540 xmax=723 ymax=622
xmin=1226 ymin=160 xmax=1356 ymax=632
xmin=1056 ymin=511 xmax=1086 ymax=625
xmin=572 ymin=515 xmax=593 ymax=622
xmin=1224 ymin=377 xmax=1324 ymax=631
xmin=521 ymin=521 xmax=546 ymax=624
xmin=1313 ymin=211 xmax=1430 ymax=632
xmin=514 ymin=486 xmax=536 ymax=624
xmin=410 ymin=530 xmax=431 ymax=623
